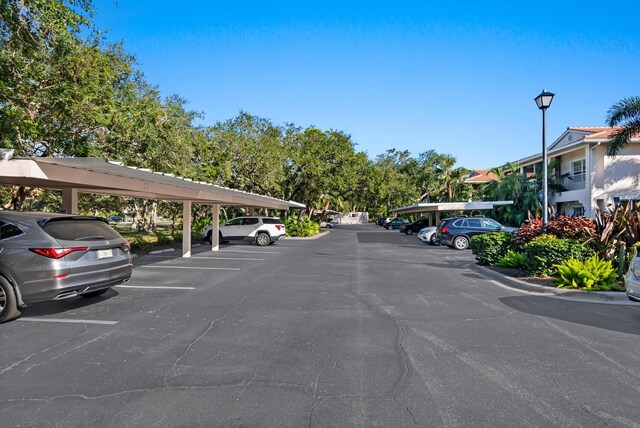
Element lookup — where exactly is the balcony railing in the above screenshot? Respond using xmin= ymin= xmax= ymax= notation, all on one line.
xmin=565 ymin=174 xmax=586 ymax=191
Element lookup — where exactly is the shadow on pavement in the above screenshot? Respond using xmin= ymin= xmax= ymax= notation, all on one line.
xmin=499 ymin=295 xmax=640 ymax=336
xmin=20 ymin=288 xmax=120 ymax=317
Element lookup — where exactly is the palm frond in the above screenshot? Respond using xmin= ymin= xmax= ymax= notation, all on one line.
xmin=606 ymin=120 xmax=640 ymax=156
xmin=605 ymin=96 xmax=640 ymax=156
xmin=606 ymin=96 xmax=640 ymax=126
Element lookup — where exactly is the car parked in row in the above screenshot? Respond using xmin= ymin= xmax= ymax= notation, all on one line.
xmin=437 ymin=216 xmax=517 ymax=250
xmin=377 ymin=217 xmax=390 ymax=226
xmin=417 ymin=226 xmax=439 ymax=245
xmin=0 ymin=211 xmax=133 ymax=323
xmin=625 ymin=247 xmax=640 ymax=302
xmin=400 ymin=218 xmax=430 ymax=235
xmin=203 ymin=216 xmax=286 ymax=246
xmin=383 ymin=218 xmax=409 ymax=230
xmin=320 ymin=218 xmax=337 ymax=229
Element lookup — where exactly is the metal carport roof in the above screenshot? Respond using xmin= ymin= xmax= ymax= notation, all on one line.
xmin=390 ymin=201 xmax=514 ymax=226
xmin=0 ymin=156 xmax=305 ymax=256
xmin=0 ymin=157 xmax=304 ymax=210
xmin=391 ymin=201 xmax=513 ymax=215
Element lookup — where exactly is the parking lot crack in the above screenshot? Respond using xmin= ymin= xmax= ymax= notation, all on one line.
xmin=0 ymin=335 xmax=79 ymax=375
xmin=164 ymin=294 xmax=250 ymax=387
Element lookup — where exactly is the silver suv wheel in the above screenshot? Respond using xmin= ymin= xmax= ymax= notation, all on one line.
xmin=256 ymin=232 xmax=270 ymax=247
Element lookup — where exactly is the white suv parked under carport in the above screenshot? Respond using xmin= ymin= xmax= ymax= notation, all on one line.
xmin=203 ymin=216 xmax=286 ymax=246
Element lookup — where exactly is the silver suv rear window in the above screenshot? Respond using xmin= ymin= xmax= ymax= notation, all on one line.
xmin=0 ymin=221 xmax=23 ymax=240
xmin=42 ymin=219 xmax=122 ymax=241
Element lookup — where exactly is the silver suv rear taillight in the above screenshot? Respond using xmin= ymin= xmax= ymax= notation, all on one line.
xmin=29 ymin=247 xmax=88 ymax=259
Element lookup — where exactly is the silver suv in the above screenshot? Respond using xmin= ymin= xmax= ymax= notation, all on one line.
xmin=203 ymin=216 xmax=286 ymax=246
xmin=0 ymin=211 xmax=133 ymax=323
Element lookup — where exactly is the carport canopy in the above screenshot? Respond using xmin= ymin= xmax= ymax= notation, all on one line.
xmin=390 ymin=201 xmax=514 ymax=226
xmin=0 ymin=156 xmax=305 ymax=256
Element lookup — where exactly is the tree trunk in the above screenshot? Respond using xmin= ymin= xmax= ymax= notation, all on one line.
xmin=6 ymin=186 xmax=31 ymax=210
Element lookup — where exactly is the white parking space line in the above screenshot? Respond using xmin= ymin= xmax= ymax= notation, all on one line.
xmin=136 ymin=266 xmax=240 ymax=271
xmin=219 ymin=250 xmax=280 ymax=254
xmin=146 ymin=255 xmax=264 ymax=261
xmin=116 ymin=285 xmax=195 ymax=290
xmin=19 ymin=317 xmax=118 ymax=325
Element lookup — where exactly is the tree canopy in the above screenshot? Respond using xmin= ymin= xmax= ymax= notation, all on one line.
xmin=0 ymin=0 xmax=529 ymax=225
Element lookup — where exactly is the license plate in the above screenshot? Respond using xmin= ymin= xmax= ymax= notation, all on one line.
xmin=97 ymin=249 xmax=113 ymax=259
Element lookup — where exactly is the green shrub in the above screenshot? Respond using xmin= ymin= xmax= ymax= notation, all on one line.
xmin=191 ymin=217 xmax=211 ymax=239
xmin=285 ymin=217 xmax=320 ymax=237
xmin=553 ymin=256 xmax=623 ymax=291
xmin=522 ymin=238 xmax=594 ymax=276
xmin=470 ymin=232 xmax=513 ymax=265
xmin=495 ymin=250 xmax=526 ymax=269
xmin=156 ymin=232 xmax=174 ymax=246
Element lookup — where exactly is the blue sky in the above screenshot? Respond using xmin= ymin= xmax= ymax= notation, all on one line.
xmin=92 ymin=1 xmax=640 ymax=169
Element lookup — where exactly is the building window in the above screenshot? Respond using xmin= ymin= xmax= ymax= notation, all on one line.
xmin=572 ymin=206 xmax=584 ymax=217
xmin=571 ymin=159 xmax=585 ymax=183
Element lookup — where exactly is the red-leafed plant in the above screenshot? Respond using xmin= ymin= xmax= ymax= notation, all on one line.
xmin=513 ymin=219 xmax=542 ymax=247
xmin=546 ymin=216 xmax=596 ymax=240
xmin=586 ymin=202 xmax=640 ymax=270
xmin=513 ymin=216 xmax=595 ymax=247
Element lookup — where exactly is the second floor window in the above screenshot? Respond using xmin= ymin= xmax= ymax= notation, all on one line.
xmin=571 ymin=159 xmax=586 ymax=183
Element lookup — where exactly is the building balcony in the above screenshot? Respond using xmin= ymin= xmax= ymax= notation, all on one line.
xmin=564 ymin=174 xmax=586 ymax=191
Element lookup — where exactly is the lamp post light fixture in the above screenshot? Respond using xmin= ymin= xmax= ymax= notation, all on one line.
xmin=534 ymin=89 xmax=555 ymax=233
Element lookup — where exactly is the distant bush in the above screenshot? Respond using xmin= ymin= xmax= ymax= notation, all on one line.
xmin=191 ymin=217 xmax=211 ymax=239
xmin=285 ymin=217 xmax=320 ymax=237
xmin=522 ymin=238 xmax=594 ymax=276
xmin=470 ymin=232 xmax=513 ymax=265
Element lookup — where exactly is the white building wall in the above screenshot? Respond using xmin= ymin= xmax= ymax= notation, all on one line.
xmin=336 ymin=212 xmax=369 ymax=224
xmin=558 ymin=148 xmax=586 ymax=176
xmin=592 ymin=145 xmax=640 ymax=206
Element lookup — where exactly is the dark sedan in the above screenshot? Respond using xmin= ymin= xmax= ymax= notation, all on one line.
xmin=383 ymin=218 xmax=410 ymax=230
xmin=400 ymin=218 xmax=431 ymax=235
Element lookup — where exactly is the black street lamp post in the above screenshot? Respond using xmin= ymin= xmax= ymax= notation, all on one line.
xmin=534 ymin=89 xmax=555 ymax=233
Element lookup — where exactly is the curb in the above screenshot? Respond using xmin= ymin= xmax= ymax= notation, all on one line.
xmin=286 ymin=230 xmax=330 ymax=240
xmin=471 ymin=263 xmax=630 ymax=304
xmin=148 ymin=248 xmax=176 ymax=255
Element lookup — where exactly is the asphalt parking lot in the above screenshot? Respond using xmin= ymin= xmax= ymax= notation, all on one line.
xmin=2 ymin=224 xmax=640 ymax=427
xmin=12 ymin=240 xmax=299 ymax=325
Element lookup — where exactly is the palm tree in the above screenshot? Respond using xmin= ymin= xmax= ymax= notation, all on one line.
xmin=483 ymin=160 xmax=570 ymax=226
xmin=605 ymin=96 xmax=640 ymax=156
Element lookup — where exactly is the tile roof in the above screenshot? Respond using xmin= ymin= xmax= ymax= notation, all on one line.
xmin=464 ymin=169 xmax=498 ymax=183
xmin=567 ymin=126 xmax=622 ymax=140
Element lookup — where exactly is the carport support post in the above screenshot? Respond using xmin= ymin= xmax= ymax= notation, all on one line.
xmin=435 ymin=211 xmax=440 ymax=226
xmin=61 ymin=187 xmax=78 ymax=214
xmin=211 ymin=204 xmax=220 ymax=252
xmin=182 ymin=201 xmax=192 ymax=258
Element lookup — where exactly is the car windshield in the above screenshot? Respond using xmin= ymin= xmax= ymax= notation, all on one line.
xmin=482 ymin=219 xmax=502 ymax=228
